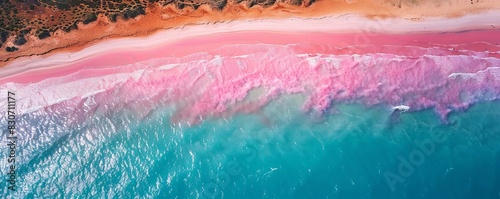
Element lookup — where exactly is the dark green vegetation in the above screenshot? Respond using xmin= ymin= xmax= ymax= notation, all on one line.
xmin=0 ymin=0 xmax=314 ymax=53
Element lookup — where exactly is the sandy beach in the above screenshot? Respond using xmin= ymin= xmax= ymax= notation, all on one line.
xmin=0 ymin=12 xmax=499 ymax=122
xmin=2 ymin=11 xmax=499 ymax=81
xmin=1 ymin=0 xmax=499 ymax=67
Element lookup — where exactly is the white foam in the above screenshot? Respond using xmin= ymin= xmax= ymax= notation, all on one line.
xmin=448 ymin=67 xmax=500 ymax=79
xmin=158 ymin=64 xmax=180 ymax=70
xmin=2 ymin=11 xmax=500 ymax=80
xmin=393 ymin=105 xmax=410 ymax=112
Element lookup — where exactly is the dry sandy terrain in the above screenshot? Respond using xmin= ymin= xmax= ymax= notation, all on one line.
xmin=0 ymin=0 xmax=499 ymax=67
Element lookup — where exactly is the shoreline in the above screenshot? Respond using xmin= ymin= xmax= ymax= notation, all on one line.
xmin=1 ymin=11 xmax=500 ymax=81
xmin=1 ymin=0 xmax=499 ymax=67
xmin=0 ymin=19 xmax=498 ymax=119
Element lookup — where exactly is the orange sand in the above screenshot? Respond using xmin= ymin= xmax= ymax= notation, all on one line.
xmin=1 ymin=0 xmax=499 ymax=67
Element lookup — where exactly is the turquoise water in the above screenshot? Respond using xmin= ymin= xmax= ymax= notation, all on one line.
xmin=3 ymin=96 xmax=500 ymax=198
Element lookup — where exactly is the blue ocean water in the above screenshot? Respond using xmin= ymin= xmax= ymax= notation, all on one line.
xmin=2 ymin=95 xmax=500 ymax=198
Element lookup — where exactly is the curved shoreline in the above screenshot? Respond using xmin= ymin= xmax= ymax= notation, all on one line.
xmin=1 ymin=0 xmax=499 ymax=67
xmin=0 ymin=13 xmax=499 ymax=121
xmin=1 ymin=11 xmax=500 ymax=81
